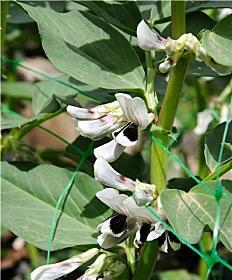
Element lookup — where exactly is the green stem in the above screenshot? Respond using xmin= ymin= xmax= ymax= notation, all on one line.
xmin=1 ymin=1 xmax=9 ymax=52
xmin=151 ymin=0 xmax=187 ymax=193
xmin=196 ymin=160 xmax=232 ymax=186
xmin=145 ymin=51 xmax=158 ymax=115
xmin=171 ymin=0 xmax=186 ymax=39
xmin=151 ymin=56 xmax=189 ymax=192
xmin=198 ymin=232 xmax=213 ymax=280
xmin=1 ymin=108 xmax=65 ymax=154
xmin=132 ymin=241 xmax=159 ymax=280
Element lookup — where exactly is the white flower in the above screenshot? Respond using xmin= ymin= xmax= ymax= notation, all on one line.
xmin=94 ymin=158 xmax=156 ymax=205
xmin=136 ymin=20 xmax=167 ymax=51
xmin=194 ymin=109 xmax=213 ymax=135
xmin=31 ymin=248 xmax=99 ymax=280
xmin=96 ymin=188 xmax=157 ymax=249
xmin=137 ymin=20 xmax=232 ymax=76
xmin=94 ymin=93 xmax=154 ymax=162
xmin=67 ymin=101 xmax=124 ymax=140
xmin=67 ymin=93 xmax=153 ymax=162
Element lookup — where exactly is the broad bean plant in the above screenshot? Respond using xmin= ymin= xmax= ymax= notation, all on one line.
xmin=1 ymin=1 xmax=232 ymax=280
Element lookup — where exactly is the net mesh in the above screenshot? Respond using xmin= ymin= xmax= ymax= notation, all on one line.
xmin=1 ymin=56 xmax=232 ymax=277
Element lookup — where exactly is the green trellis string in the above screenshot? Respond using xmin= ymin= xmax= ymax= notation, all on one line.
xmin=2 ymin=57 xmax=231 ymax=274
xmin=45 ymin=141 xmax=94 ymax=264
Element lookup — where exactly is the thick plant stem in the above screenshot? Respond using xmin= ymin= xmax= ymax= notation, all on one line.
xmin=151 ymin=0 xmax=188 ymax=192
xmin=132 ymin=242 xmax=159 ymax=280
xmin=1 ymin=1 xmax=9 ymax=52
xmin=151 ymin=57 xmax=189 ymax=192
xmin=171 ymin=0 xmax=186 ymax=39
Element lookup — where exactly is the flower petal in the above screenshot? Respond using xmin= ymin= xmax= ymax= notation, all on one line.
xmin=123 ymin=197 xmax=157 ymax=224
xmin=137 ymin=20 xmax=167 ymax=51
xmin=78 ymin=115 xmax=119 ymax=139
xmin=96 ymin=188 xmax=130 ymax=215
xmin=115 ymin=93 xmax=149 ymax=129
xmin=94 ymin=139 xmax=125 ymax=162
xmin=97 ymin=218 xmax=137 ymax=249
xmin=94 ymin=158 xmax=135 ymax=191
xmin=67 ymin=105 xmax=104 ymax=120
xmin=96 ymin=189 xmax=157 ymax=224
xmin=146 ymin=222 xmax=165 ymax=241
xmin=194 ymin=109 xmax=213 ymax=135
xmin=99 ymin=214 xmax=127 ymax=237
xmin=31 ymin=257 xmax=81 ymax=280
xmin=134 ymin=223 xmax=152 ymax=247
xmin=67 ymin=101 xmax=119 ymax=120
xmin=158 ymin=232 xmax=169 ymax=253
xmin=167 ymin=232 xmax=181 ymax=251
xmin=114 ymin=123 xmax=139 ymax=147
xmin=98 ymin=232 xmax=128 ymax=249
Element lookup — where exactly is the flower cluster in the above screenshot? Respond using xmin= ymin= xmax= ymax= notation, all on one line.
xmin=67 ymin=93 xmax=154 ymax=162
xmin=137 ymin=20 xmax=231 ymax=75
xmin=67 ymin=93 xmax=180 ymax=253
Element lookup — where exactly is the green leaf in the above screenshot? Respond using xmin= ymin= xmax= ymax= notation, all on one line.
xmin=187 ymin=60 xmax=220 ymax=77
xmin=2 ymin=82 xmax=34 ymax=100
xmin=204 ymin=121 xmax=232 ymax=171
xmin=8 ymin=1 xmax=66 ymax=24
xmin=167 ymin=177 xmax=199 ymax=192
xmin=202 ymin=15 xmax=232 ymax=67
xmin=153 ymin=269 xmax=199 ymax=280
xmin=160 ymin=182 xmax=232 ymax=251
xmin=19 ymin=3 xmax=145 ymax=91
xmin=33 ymin=75 xmax=114 ymax=115
xmin=186 ymin=1 xmax=232 ymax=13
xmin=1 ymin=111 xmax=36 ymax=130
xmin=77 ymin=0 xmax=142 ymax=35
xmin=1 ymin=162 xmax=110 ymax=250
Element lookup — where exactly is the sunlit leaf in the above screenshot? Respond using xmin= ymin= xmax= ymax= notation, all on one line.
xmin=202 ymin=15 xmax=232 ymax=67
xmin=1 ymin=162 xmax=110 ymax=250
xmin=19 ymin=3 xmax=145 ymax=91
xmin=161 ymin=182 xmax=232 ymax=251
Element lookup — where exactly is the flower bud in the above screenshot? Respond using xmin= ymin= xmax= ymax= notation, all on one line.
xmin=159 ymin=58 xmax=173 ymax=73
xmin=74 ymin=248 xmax=100 ymax=263
xmin=85 ymin=254 xmax=107 ymax=277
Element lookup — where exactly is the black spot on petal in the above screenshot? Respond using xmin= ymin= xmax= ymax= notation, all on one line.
xmin=139 ymin=223 xmax=151 ymax=243
xmin=110 ymin=214 xmax=127 ymax=234
xmin=158 ymin=232 xmax=166 ymax=248
xmin=123 ymin=123 xmax=138 ymax=142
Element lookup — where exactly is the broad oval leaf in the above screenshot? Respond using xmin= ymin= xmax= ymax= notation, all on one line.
xmin=77 ymin=0 xmax=142 ymax=35
xmin=19 ymin=3 xmax=145 ymax=91
xmin=204 ymin=121 xmax=232 ymax=171
xmin=202 ymin=15 xmax=232 ymax=67
xmin=160 ymin=182 xmax=232 ymax=251
xmin=33 ymin=75 xmax=114 ymax=115
xmin=1 ymin=162 xmax=110 ymax=250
